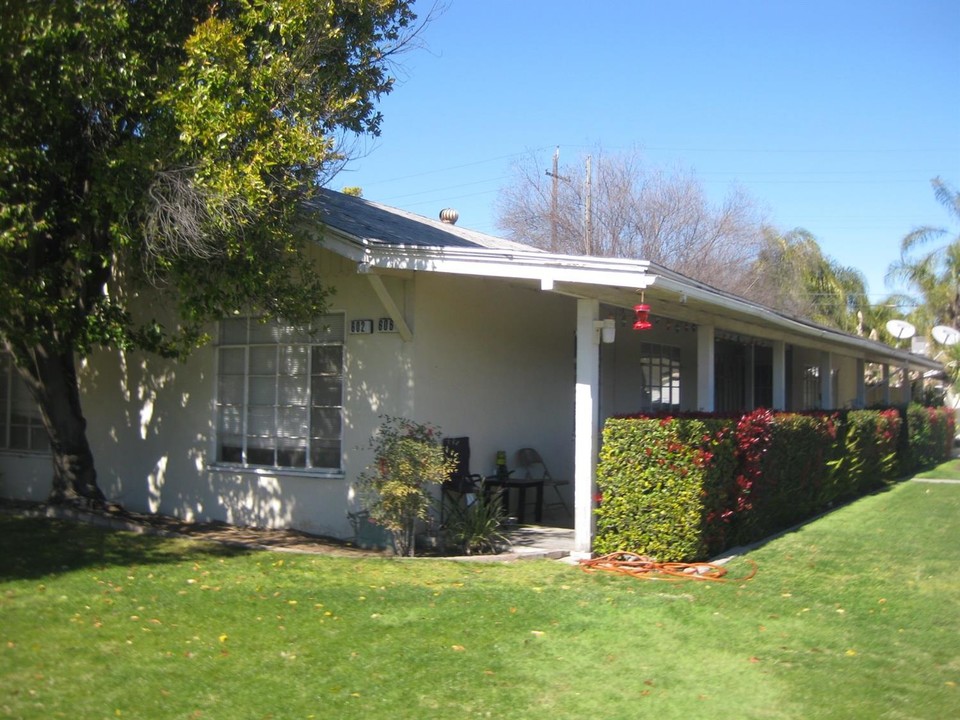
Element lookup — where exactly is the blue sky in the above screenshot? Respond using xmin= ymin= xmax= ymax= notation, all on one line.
xmin=336 ymin=0 xmax=960 ymax=300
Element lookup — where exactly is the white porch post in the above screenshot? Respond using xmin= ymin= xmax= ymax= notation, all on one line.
xmin=855 ymin=358 xmax=866 ymax=408
xmin=820 ymin=351 xmax=834 ymax=409
xmin=573 ymin=298 xmax=600 ymax=558
xmin=902 ymin=364 xmax=912 ymax=405
xmin=697 ymin=324 xmax=715 ymax=412
xmin=772 ymin=340 xmax=786 ymax=410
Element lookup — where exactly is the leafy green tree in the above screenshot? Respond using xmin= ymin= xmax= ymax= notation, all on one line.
xmin=0 ymin=0 xmax=418 ymax=503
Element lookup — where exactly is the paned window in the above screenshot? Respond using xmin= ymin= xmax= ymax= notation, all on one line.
xmin=638 ymin=343 xmax=681 ymax=414
xmin=802 ymin=365 xmax=820 ymax=409
xmin=0 ymin=354 xmax=49 ymax=452
xmin=216 ymin=316 xmax=344 ymax=470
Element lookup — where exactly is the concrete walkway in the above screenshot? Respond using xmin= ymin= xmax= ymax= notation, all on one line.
xmin=501 ymin=524 xmax=575 ymax=560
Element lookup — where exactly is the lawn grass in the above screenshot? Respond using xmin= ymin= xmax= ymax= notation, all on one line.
xmin=912 ymin=455 xmax=960 ymax=480
xmin=2 ymin=479 xmax=958 ymax=719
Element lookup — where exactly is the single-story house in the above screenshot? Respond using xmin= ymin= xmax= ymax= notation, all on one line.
xmin=0 ymin=189 xmax=943 ymax=556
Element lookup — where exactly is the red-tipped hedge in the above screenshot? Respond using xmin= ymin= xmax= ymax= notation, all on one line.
xmin=595 ymin=405 xmax=951 ymax=561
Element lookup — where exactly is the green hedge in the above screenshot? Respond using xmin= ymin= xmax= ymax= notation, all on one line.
xmin=595 ymin=405 xmax=949 ymax=561
xmin=595 ymin=417 xmax=731 ymax=561
xmin=905 ymin=404 xmax=956 ymax=473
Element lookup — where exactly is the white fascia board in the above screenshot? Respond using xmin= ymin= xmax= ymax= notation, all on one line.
xmin=336 ymin=234 xmax=657 ymax=291
xmin=320 ymin=231 xmax=369 ymax=262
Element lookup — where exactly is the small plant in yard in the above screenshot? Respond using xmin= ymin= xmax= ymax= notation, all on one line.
xmin=443 ymin=482 xmax=509 ymax=555
xmin=356 ymin=416 xmax=455 ymax=557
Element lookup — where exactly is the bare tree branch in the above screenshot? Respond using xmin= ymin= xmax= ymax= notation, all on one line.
xmin=496 ymin=146 xmax=766 ymax=293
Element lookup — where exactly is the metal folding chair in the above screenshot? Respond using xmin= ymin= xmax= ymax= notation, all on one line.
xmin=515 ymin=447 xmax=571 ymax=517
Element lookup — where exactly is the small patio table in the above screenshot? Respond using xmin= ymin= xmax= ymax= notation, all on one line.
xmin=484 ymin=476 xmax=544 ymax=524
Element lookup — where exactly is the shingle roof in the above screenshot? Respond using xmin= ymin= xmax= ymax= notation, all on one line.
xmin=307 ymin=187 xmax=538 ymax=253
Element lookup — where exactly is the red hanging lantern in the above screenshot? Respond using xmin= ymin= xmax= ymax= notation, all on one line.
xmin=633 ymin=303 xmax=652 ymax=331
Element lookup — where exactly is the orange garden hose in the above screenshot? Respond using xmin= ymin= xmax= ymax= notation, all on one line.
xmin=579 ymin=551 xmax=757 ymax=582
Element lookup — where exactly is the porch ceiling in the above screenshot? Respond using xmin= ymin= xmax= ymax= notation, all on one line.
xmin=551 ymin=271 xmax=941 ymax=373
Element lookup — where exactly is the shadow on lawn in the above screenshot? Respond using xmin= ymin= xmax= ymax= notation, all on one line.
xmin=0 ymin=515 xmax=252 ymax=581
xmin=712 ymin=479 xmax=906 ymax=561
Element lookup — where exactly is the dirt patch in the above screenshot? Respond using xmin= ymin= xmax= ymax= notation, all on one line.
xmin=1 ymin=498 xmax=392 ymax=558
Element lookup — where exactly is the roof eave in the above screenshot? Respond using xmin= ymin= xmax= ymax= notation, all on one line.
xmin=652 ymin=273 xmax=942 ymax=372
xmin=325 ymin=231 xmax=658 ymax=291
xmin=317 ymin=227 xmax=941 ymax=373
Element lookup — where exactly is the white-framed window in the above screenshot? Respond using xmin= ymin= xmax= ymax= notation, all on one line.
xmin=801 ymin=364 xmax=839 ymax=410
xmin=0 ymin=354 xmax=49 ymax=452
xmin=802 ymin=365 xmax=821 ymax=409
xmin=215 ymin=315 xmax=344 ymax=471
xmin=638 ymin=342 xmax=681 ymax=414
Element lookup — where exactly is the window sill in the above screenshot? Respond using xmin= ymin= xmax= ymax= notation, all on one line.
xmin=207 ymin=463 xmax=345 ymax=480
xmin=0 ymin=448 xmax=51 ymax=457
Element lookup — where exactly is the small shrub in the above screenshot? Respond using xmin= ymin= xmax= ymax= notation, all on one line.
xmin=356 ymin=416 xmax=455 ymax=557
xmin=757 ymin=413 xmax=837 ymax=537
xmin=443 ymin=482 xmax=509 ymax=555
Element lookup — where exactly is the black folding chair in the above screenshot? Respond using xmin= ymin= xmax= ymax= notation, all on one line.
xmin=440 ymin=437 xmax=482 ymax=523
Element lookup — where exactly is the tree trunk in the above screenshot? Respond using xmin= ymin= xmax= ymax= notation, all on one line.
xmin=11 ymin=341 xmax=104 ymax=505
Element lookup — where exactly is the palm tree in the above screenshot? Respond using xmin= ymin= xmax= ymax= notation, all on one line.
xmin=747 ymin=227 xmax=870 ymax=334
xmin=887 ymin=178 xmax=960 ymax=388
xmin=887 ymin=177 xmax=960 ymax=330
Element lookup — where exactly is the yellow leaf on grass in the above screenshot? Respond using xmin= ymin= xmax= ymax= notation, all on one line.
xmin=218 ymin=634 xmax=228 ymax=643
xmin=451 ymin=645 xmax=466 ymax=651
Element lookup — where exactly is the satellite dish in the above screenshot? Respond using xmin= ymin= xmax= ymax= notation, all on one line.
xmin=932 ymin=325 xmax=960 ymax=346
xmin=885 ymin=319 xmax=916 ymax=340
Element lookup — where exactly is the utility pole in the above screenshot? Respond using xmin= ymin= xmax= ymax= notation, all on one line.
xmin=584 ymin=155 xmax=592 ymax=255
xmin=545 ymin=146 xmax=560 ymax=253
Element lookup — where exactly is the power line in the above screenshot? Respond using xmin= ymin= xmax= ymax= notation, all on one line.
xmin=344 ymin=147 xmax=553 ymax=187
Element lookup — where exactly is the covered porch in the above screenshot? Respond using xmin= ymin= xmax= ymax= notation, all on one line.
xmin=563 ymin=266 xmax=941 ymax=557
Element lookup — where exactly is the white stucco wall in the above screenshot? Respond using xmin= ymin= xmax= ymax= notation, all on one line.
xmin=0 ymin=250 xmax=587 ymax=537
xmin=407 ymin=273 xmax=577 ymax=489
